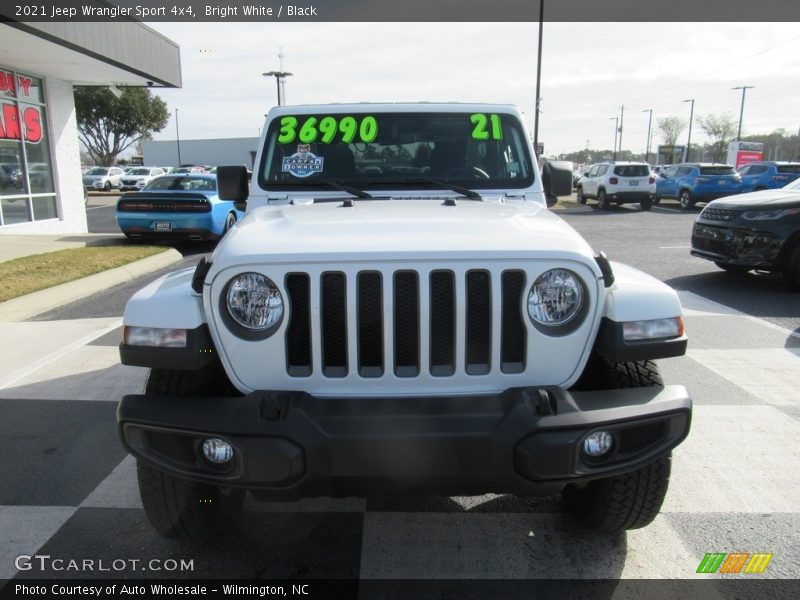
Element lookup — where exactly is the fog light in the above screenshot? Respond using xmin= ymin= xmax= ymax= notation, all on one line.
xmin=583 ymin=431 xmax=614 ymax=458
xmin=202 ymin=438 xmax=234 ymax=464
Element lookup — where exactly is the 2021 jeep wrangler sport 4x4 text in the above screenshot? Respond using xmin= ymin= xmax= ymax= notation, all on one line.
xmin=117 ymin=103 xmax=691 ymax=539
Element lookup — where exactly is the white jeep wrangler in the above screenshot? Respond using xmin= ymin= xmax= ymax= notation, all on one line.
xmin=118 ymin=103 xmax=691 ymax=540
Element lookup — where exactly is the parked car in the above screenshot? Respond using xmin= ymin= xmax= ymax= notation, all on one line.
xmin=576 ymin=161 xmax=656 ymax=210
xmin=655 ymin=163 xmax=742 ymax=209
xmin=737 ymin=161 xmax=800 ymax=192
xmin=118 ymin=167 xmax=166 ymax=191
xmin=115 ymin=173 xmax=244 ymax=241
xmin=83 ymin=166 xmax=126 ymax=191
xmin=691 ymin=177 xmax=800 ymax=288
xmin=171 ymin=166 xmax=206 ymax=174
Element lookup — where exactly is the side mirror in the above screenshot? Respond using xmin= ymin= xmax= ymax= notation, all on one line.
xmin=217 ymin=165 xmax=249 ymax=211
xmin=542 ymin=161 xmax=573 ymax=206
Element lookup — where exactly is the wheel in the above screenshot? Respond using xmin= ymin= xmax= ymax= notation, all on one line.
xmin=597 ymin=189 xmax=611 ymax=210
xmin=783 ymin=244 xmax=800 ymax=291
xmin=679 ymin=190 xmax=694 ymax=209
xmin=562 ymin=453 xmax=672 ymax=532
xmin=564 ymin=357 xmax=671 ymax=531
xmin=103 ymin=181 xmax=112 ymax=192
xmin=714 ymin=261 xmax=751 ymax=274
xmin=652 ymin=194 xmax=661 ymax=205
xmin=136 ymin=367 xmax=245 ymax=540
xmin=640 ymin=198 xmax=653 ymax=211
xmin=576 ymin=187 xmax=586 ymax=204
xmin=223 ymin=211 xmax=237 ymax=234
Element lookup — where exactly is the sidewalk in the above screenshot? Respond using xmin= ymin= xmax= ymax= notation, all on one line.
xmin=0 ymin=234 xmax=183 ymax=321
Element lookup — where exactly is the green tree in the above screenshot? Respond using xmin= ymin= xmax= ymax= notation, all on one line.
xmin=74 ymin=87 xmax=169 ymax=166
xmin=697 ymin=114 xmax=737 ymax=162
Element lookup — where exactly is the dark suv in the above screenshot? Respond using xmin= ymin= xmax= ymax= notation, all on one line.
xmin=738 ymin=161 xmax=800 ymax=192
xmin=655 ymin=163 xmax=742 ymax=209
xmin=690 ymin=178 xmax=800 ymax=288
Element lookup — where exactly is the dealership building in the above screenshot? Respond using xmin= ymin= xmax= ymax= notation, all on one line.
xmin=0 ymin=22 xmax=181 ymax=234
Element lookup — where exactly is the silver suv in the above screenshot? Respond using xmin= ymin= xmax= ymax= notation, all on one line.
xmin=577 ymin=161 xmax=656 ymax=211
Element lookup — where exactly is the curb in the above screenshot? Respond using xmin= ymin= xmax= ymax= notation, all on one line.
xmin=0 ymin=248 xmax=183 ymax=322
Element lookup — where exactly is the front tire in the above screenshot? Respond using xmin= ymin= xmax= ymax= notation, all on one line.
xmin=564 ymin=357 xmax=671 ymax=531
xmin=597 ymin=189 xmax=611 ymax=210
xmin=103 ymin=181 xmax=112 ymax=192
xmin=576 ymin=187 xmax=587 ymax=204
xmin=137 ymin=366 xmax=245 ymax=540
xmin=223 ymin=211 xmax=237 ymax=234
xmin=640 ymin=198 xmax=653 ymax=211
xmin=679 ymin=190 xmax=694 ymax=209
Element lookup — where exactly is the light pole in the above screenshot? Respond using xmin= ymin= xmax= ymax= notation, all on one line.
xmin=533 ymin=0 xmax=544 ymax=150
xmin=263 ymin=71 xmax=293 ymax=106
xmin=732 ymin=86 xmax=754 ymax=141
xmin=682 ymin=99 xmax=694 ymax=162
xmin=174 ymin=108 xmax=181 ymax=166
xmin=609 ymin=116 xmax=619 ymax=160
xmin=642 ymin=109 xmax=653 ymax=164
xmin=618 ymin=104 xmax=624 ymax=156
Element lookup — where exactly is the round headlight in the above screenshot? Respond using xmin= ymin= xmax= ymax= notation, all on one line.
xmin=527 ymin=269 xmax=586 ymax=330
xmin=224 ymin=273 xmax=283 ymax=334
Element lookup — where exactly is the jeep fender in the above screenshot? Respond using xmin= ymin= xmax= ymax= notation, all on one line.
xmin=123 ymin=267 xmax=206 ymax=329
xmin=603 ymin=261 xmax=682 ymax=322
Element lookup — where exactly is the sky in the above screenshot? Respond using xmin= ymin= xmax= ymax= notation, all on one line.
xmin=146 ymin=22 xmax=800 ymax=157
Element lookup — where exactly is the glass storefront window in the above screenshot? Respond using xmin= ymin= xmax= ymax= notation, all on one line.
xmin=0 ymin=67 xmax=57 ymax=227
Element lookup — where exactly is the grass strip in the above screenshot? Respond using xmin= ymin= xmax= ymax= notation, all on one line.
xmin=0 ymin=245 xmax=167 ymax=302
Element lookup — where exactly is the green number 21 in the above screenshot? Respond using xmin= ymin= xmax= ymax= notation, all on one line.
xmin=470 ymin=113 xmax=503 ymax=140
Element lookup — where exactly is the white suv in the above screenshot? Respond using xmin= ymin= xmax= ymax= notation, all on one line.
xmin=118 ymin=167 xmax=166 ymax=191
xmin=577 ymin=161 xmax=656 ymax=210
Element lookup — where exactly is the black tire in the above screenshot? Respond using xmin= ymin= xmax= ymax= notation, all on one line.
xmin=652 ymin=194 xmax=661 ymax=205
xmin=137 ymin=367 xmax=245 ymax=540
xmin=564 ymin=357 xmax=670 ymax=531
xmin=597 ymin=189 xmax=610 ymax=210
xmin=679 ymin=189 xmax=694 ymax=210
xmin=103 ymin=181 xmax=112 ymax=192
xmin=223 ymin=211 xmax=237 ymax=233
xmin=783 ymin=244 xmax=800 ymax=291
xmin=640 ymin=198 xmax=653 ymax=211
xmin=562 ymin=453 xmax=672 ymax=532
xmin=714 ymin=261 xmax=751 ymax=274
xmin=576 ymin=187 xmax=587 ymax=204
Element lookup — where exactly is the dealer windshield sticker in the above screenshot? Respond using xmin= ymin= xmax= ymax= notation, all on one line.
xmin=470 ymin=113 xmax=503 ymax=141
xmin=277 ymin=115 xmax=379 ymax=145
xmin=282 ymin=144 xmax=324 ymax=178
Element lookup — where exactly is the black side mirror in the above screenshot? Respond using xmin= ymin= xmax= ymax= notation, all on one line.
xmin=542 ymin=161 xmax=573 ymax=206
xmin=217 ymin=165 xmax=249 ymax=211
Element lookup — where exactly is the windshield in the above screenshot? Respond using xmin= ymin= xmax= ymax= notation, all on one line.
xmin=144 ymin=175 xmax=217 ymax=192
xmin=129 ymin=168 xmax=151 ymax=175
xmin=613 ymin=165 xmax=650 ymax=177
xmin=86 ymin=167 xmax=108 ymax=176
xmin=259 ymin=111 xmax=534 ymax=192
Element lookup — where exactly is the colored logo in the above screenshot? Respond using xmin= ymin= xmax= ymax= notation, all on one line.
xmin=282 ymin=145 xmax=324 ymax=178
xmin=696 ymin=552 xmax=773 ymax=574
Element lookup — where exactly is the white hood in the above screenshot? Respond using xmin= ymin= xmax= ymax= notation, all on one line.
xmin=212 ymin=199 xmax=597 ymax=267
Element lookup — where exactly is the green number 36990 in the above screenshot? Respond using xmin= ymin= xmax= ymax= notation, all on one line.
xmin=277 ymin=115 xmax=379 ymax=145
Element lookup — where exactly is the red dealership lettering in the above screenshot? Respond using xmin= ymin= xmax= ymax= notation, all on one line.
xmin=0 ymin=103 xmax=42 ymax=143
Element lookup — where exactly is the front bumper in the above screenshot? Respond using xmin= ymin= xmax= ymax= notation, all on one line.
xmin=691 ymin=221 xmax=783 ymax=268
xmin=118 ymin=385 xmax=691 ymax=499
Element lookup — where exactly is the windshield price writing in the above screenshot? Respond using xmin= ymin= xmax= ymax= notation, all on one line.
xmin=277 ymin=115 xmax=378 ymax=145
xmin=470 ymin=113 xmax=504 ymax=140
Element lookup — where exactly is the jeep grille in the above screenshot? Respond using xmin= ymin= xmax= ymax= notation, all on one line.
xmin=284 ymin=269 xmax=528 ymax=379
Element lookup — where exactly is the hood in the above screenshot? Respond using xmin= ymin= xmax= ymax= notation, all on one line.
xmin=710 ymin=188 xmax=800 ymax=209
xmin=214 ymin=199 xmax=597 ymax=265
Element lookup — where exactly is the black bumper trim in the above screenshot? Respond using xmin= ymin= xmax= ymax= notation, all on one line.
xmin=118 ymin=384 xmax=691 ymax=499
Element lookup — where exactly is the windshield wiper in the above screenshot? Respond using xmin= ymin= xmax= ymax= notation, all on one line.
xmin=311 ymin=179 xmax=373 ymax=199
xmin=374 ymin=178 xmax=482 ymax=200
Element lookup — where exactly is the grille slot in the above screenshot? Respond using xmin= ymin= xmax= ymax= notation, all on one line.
xmin=501 ymin=270 xmax=526 ymax=373
xmin=285 ymin=273 xmax=312 ymax=376
xmin=430 ymin=270 xmax=456 ymax=376
xmin=321 ymin=272 xmax=348 ymax=377
xmin=393 ymin=271 xmax=420 ymax=377
xmin=147 ymin=431 xmax=196 ymax=465
xmin=465 ymin=270 xmax=491 ymax=375
xmin=357 ymin=272 xmax=384 ymax=377
xmin=701 ymin=207 xmax=739 ymax=221
xmin=618 ymin=421 xmax=668 ymax=454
